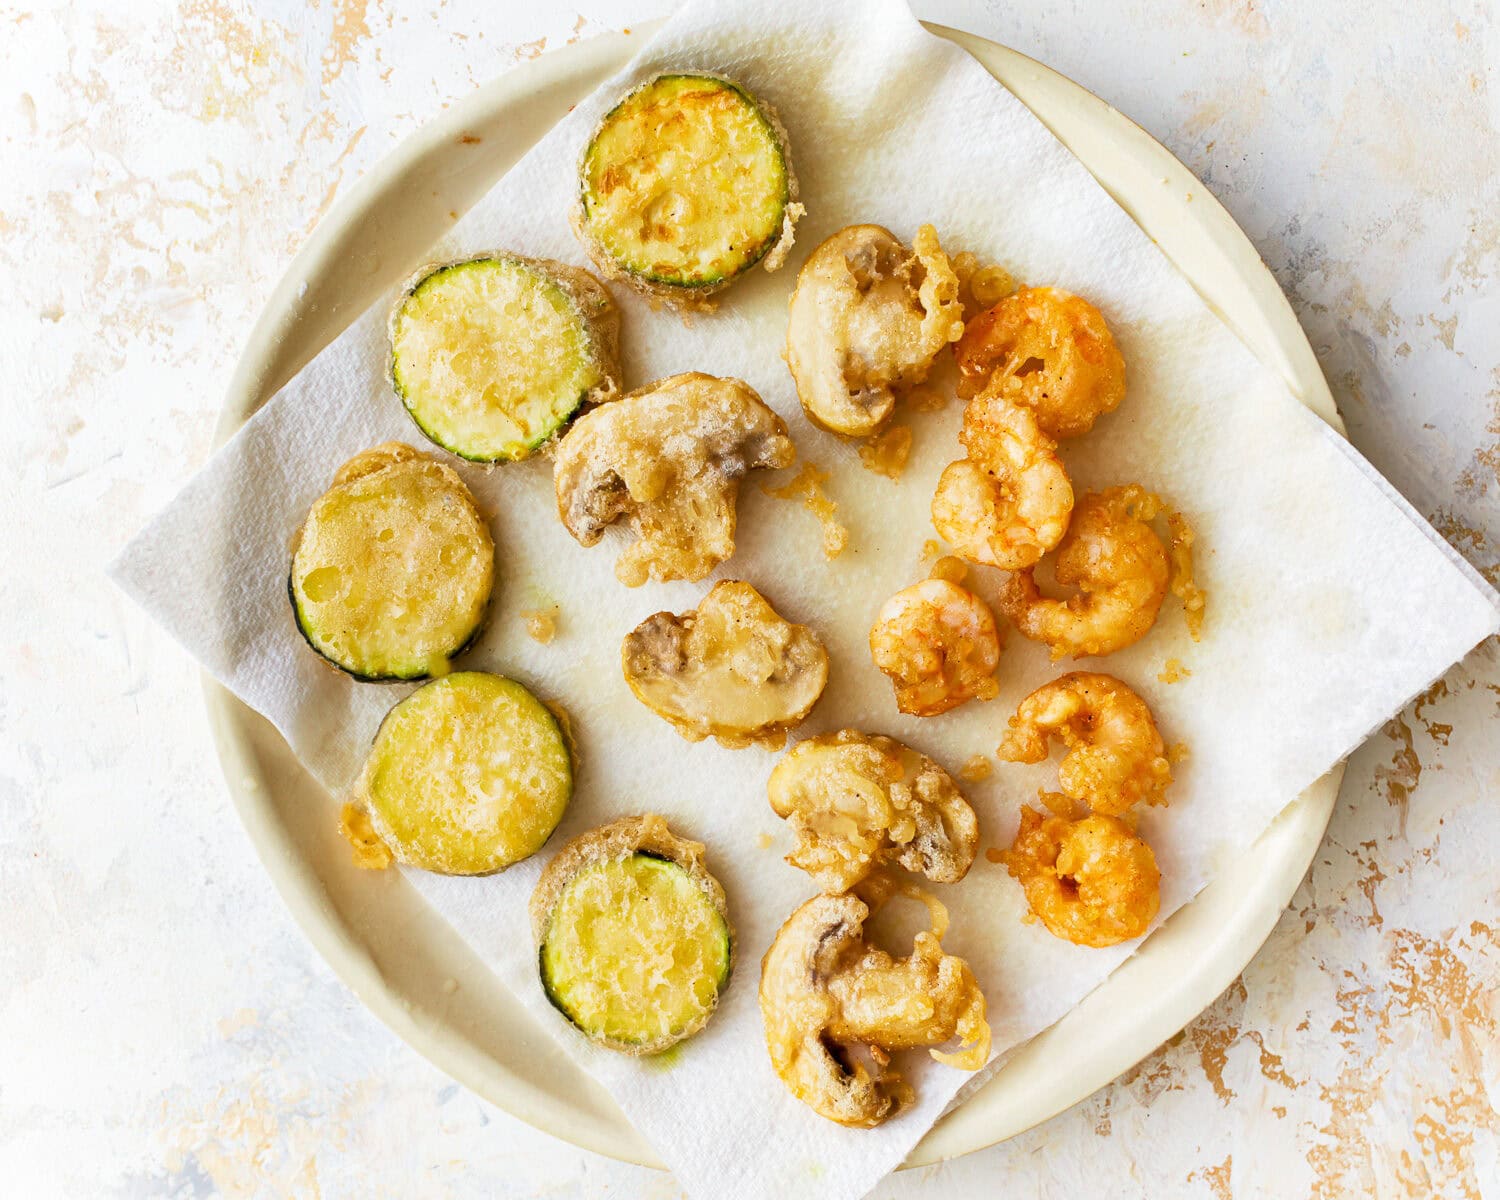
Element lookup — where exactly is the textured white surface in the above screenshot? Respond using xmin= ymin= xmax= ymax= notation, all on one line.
xmin=105 ymin=1 xmax=1500 ymax=1195
xmin=4 ymin=1 xmax=1500 ymax=1198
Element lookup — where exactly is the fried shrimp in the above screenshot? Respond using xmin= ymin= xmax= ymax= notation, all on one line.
xmin=999 ymin=484 xmax=1169 ymax=659
xmin=955 ymin=287 xmax=1125 ymax=440
xmin=998 ymin=673 xmax=1172 ymax=814
xmin=1001 ymin=806 xmax=1160 ymax=947
xmin=869 ymin=579 xmax=1001 ymax=716
xmin=931 ymin=383 xmax=1073 ymax=570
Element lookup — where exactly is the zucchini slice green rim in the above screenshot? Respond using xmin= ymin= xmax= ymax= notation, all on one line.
xmin=359 ymin=671 xmax=572 ymax=875
xmin=577 ymin=73 xmax=797 ymax=297
xmin=388 ymin=254 xmax=619 ymax=463
xmin=289 ymin=444 xmax=494 ymax=681
xmin=289 ymin=575 xmax=489 ymax=684
xmin=531 ymin=815 xmax=733 ymax=1055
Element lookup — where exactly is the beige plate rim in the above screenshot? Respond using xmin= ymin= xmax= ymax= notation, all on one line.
xmin=203 ymin=22 xmax=1344 ymax=1170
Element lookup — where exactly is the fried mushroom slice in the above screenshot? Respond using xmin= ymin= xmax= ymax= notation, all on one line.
xmin=554 ymin=372 xmax=795 ymax=586
xmin=786 ymin=224 xmax=964 ymax=438
xmin=622 ymin=580 xmax=828 ymax=749
xmin=760 ymin=885 xmax=990 ymax=1128
xmin=768 ymin=731 xmax=978 ymax=891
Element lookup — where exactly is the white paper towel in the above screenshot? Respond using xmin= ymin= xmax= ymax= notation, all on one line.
xmin=111 ymin=1 xmax=1500 ymax=1197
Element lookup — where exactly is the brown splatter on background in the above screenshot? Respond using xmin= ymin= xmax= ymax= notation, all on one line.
xmin=3 ymin=1 xmax=1497 ymax=1197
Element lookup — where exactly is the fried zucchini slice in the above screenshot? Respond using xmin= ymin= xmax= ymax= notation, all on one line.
xmin=531 ymin=815 xmax=732 ymax=1054
xmin=290 ymin=443 xmax=493 ymax=680
xmin=575 ymin=73 xmax=801 ymax=308
xmin=389 ymin=254 xmax=621 ymax=462
xmin=356 ymin=672 xmax=571 ymax=874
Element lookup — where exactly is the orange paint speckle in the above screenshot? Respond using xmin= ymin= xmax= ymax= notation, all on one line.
xmin=321 ymin=0 xmax=370 ymax=89
xmin=1188 ymin=1156 xmax=1233 ymax=1200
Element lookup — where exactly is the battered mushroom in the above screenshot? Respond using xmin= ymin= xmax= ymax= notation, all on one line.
xmin=622 ymin=580 xmax=829 ymax=748
xmin=759 ymin=884 xmax=990 ymax=1128
xmin=786 ymin=224 xmax=964 ymax=437
xmin=553 ymin=372 xmax=795 ymax=587
xmin=768 ymin=731 xmax=978 ymax=891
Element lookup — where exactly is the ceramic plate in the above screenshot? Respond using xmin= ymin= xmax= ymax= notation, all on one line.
xmin=205 ymin=22 xmax=1343 ymax=1168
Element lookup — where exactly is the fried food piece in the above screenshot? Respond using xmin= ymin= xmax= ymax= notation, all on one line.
xmin=1166 ymin=507 xmax=1207 ymax=641
xmin=1157 ymin=658 xmax=1191 ymax=684
xmin=531 ymin=814 xmax=732 ymax=1054
xmin=858 ymin=423 xmax=913 ymax=480
xmin=522 ymin=605 xmax=559 ymax=644
xmin=760 ymin=884 xmax=990 ymax=1127
xmin=763 ymin=461 xmax=849 ymax=558
xmin=338 ymin=802 xmax=393 ymax=870
xmin=931 ymin=382 xmax=1074 ymax=570
xmin=786 ymin=224 xmax=963 ymax=437
xmin=999 ymin=484 xmax=1169 ymax=659
xmin=1001 ymin=806 xmax=1160 ymax=947
xmin=388 ymin=254 xmax=620 ymax=462
xmin=553 ymin=372 xmax=794 ymax=586
xmin=955 ymin=286 xmax=1126 ymax=439
xmin=998 ymin=673 xmax=1172 ymax=814
xmin=575 ymin=73 xmax=801 ymax=310
xmin=289 ymin=443 xmax=493 ymax=680
xmin=869 ymin=579 xmax=1000 ymax=716
xmin=621 ymin=580 xmax=828 ymax=749
xmin=950 ymin=250 xmax=1016 ymax=320
xmin=357 ymin=672 xmax=571 ymax=875
xmin=927 ymin=554 xmax=969 ymax=584
xmin=767 ymin=730 xmax=978 ymax=891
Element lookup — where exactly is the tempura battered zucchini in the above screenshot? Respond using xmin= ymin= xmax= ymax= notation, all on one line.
xmin=531 ymin=815 xmax=732 ymax=1054
xmin=290 ymin=443 xmax=493 ymax=680
xmin=389 ymin=254 xmax=620 ymax=462
xmin=575 ymin=73 xmax=801 ymax=308
xmin=357 ymin=672 xmax=572 ymax=874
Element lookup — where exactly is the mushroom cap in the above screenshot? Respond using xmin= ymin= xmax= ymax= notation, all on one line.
xmin=786 ymin=224 xmax=963 ymax=437
xmin=622 ymin=580 xmax=828 ymax=749
xmin=759 ymin=885 xmax=990 ymax=1128
xmin=759 ymin=892 xmax=907 ymax=1128
xmin=767 ymin=730 xmax=979 ymax=891
xmin=553 ymin=372 xmax=794 ymax=587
